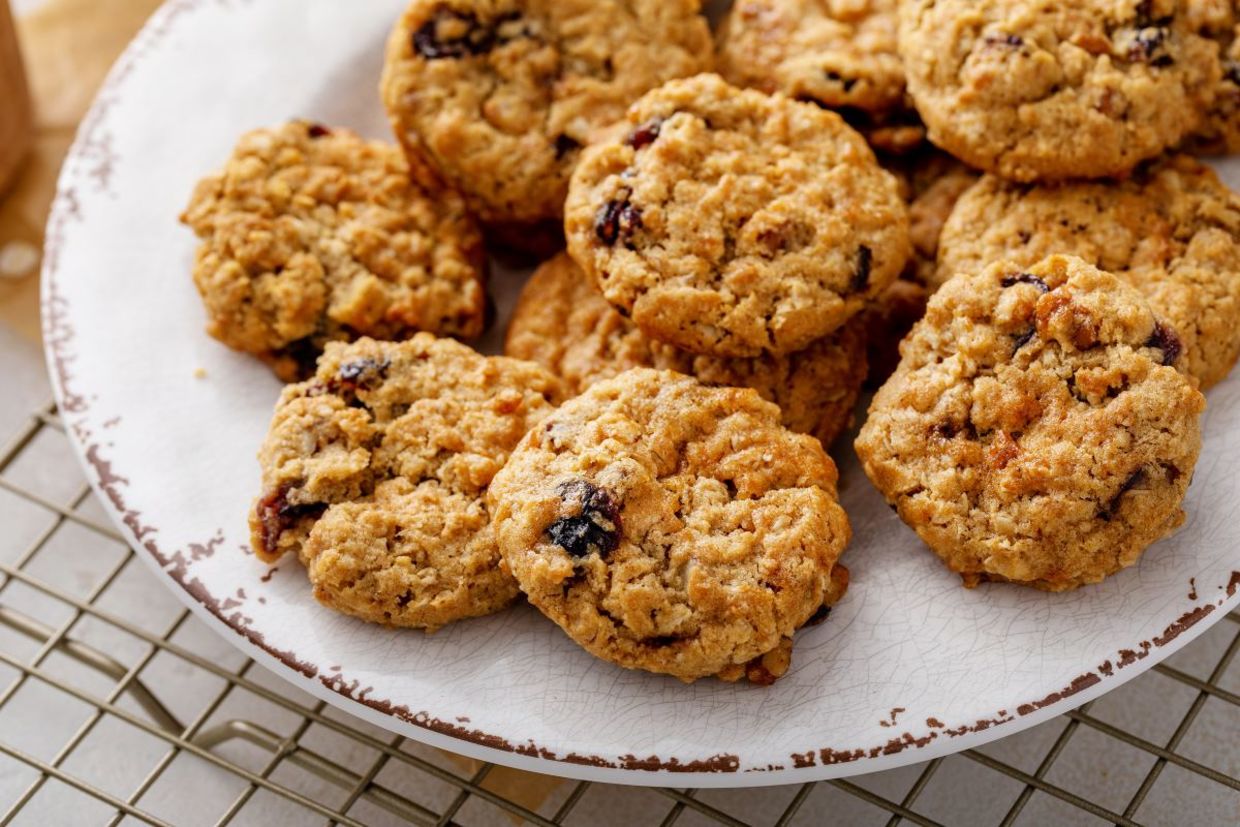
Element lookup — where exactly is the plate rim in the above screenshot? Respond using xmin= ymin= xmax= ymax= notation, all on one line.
xmin=39 ymin=0 xmax=1240 ymax=788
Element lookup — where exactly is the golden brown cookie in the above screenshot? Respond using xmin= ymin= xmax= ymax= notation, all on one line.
xmin=380 ymin=0 xmax=713 ymax=230
xmin=715 ymin=0 xmax=924 ymax=153
xmin=181 ymin=121 xmax=486 ymax=381
xmin=505 ymin=253 xmax=868 ymax=446
xmin=898 ymin=0 xmax=1222 ymax=180
xmin=249 ymin=335 xmax=563 ymax=630
xmin=565 ymin=73 xmax=910 ymax=358
xmin=488 ymin=368 xmax=852 ymax=682
xmin=935 ymin=155 xmax=1240 ymax=388
xmin=856 ymin=256 xmax=1205 ymax=591
xmin=1190 ymin=6 xmax=1240 ymax=154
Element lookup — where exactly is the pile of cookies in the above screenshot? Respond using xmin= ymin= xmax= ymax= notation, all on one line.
xmin=181 ymin=0 xmax=1240 ymax=684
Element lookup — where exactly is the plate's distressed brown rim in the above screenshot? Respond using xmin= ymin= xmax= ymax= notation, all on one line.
xmin=40 ymin=0 xmax=1240 ymax=786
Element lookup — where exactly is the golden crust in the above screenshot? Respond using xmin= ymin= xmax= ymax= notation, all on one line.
xmin=181 ymin=122 xmax=486 ymax=380
xmin=380 ymin=0 xmax=713 ymax=226
xmin=489 ymin=368 xmax=851 ymax=682
xmin=899 ymin=0 xmax=1221 ymax=180
xmin=857 ymin=256 xmax=1205 ymax=591
xmin=249 ymin=335 xmax=564 ymax=630
xmin=936 ymin=155 xmax=1240 ymax=388
xmin=565 ymin=73 xmax=910 ymax=358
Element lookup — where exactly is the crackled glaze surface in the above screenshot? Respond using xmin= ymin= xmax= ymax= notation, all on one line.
xmin=42 ymin=0 xmax=1240 ymax=786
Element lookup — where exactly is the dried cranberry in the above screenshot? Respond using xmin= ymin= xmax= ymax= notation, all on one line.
xmin=545 ymin=479 xmax=621 ymax=560
xmin=1127 ymin=28 xmax=1171 ymax=65
xmin=625 ymin=118 xmax=665 ymax=150
xmin=255 ymin=487 xmax=327 ymax=556
xmin=983 ymin=32 xmax=1024 ymax=47
xmin=1000 ymin=273 xmax=1050 ymax=292
xmin=1100 ymin=470 xmax=1145 ymax=521
xmin=306 ymin=123 xmax=332 ymax=139
xmin=412 ymin=9 xmax=494 ymax=59
xmin=337 ymin=356 xmax=390 ymax=389
xmin=594 ymin=195 xmax=643 ymax=247
xmin=850 ymin=246 xmax=873 ymax=293
xmin=1012 ymin=327 xmax=1037 ymax=352
xmin=553 ymin=134 xmax=580 ymax=159
xmin=1145 ymin=321 xmax=1181 ymax=366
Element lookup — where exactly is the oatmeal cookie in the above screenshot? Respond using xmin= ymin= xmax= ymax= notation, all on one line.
xmin=505 ymin=253 xmax=868 ymax=446
xmin=249 ymin=335 xmax=563 ymax=630
xmin=181 ymin=121 xmax=486 ymax=381
xmin=898 ymin=0 xmax=1221 ymax=180
xmin=380 ymin=0 xmax=713 ymax=230
xmin=565 ymin=73 xmax=910 ymax=358
xmin=1191 ymin=9 xmax=1240 ymax=154
xmin=856 ymin=256 xmax=1205 ymax=591
xmin=716 ymin=0 xmax=924 ymax=153
xmin=488 ymin=368 xmax=852 ymax=682
xmin=936 ymin=155 xmax=1240 ymax=388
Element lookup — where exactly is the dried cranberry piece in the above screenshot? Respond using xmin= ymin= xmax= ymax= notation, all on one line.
xmin=1145 ymin=321 xmax=1181 ymax=366
xmin=625 ymin=118 xmax=665 ymax=150
xmin=412 ymin=9 xmax=494 ymax=59
xmin=337 ymin=356 xmax=390 ymax=389
xmin=1100 ymin=469 xmax=1145 ymax=521
xmin=1127 ymin=28 xmax=1172 ymax=65
xmin=545 ymin=479 xmax=622 ymax=560
xmin=553 ymin=134 xmax=580 ymax=159
xmin=1000 ymin=273 xmax=1050 ymax=292
xmin=306 ymin=123 xmax=332 ymax=138
xmin=983 ymin=32 xmax=1024 ymax=47
xmin=850 ymin=246 xmax=873 ymax=293
xmin=594 ymin=194 xmax=643 ymax=247
xmin=255 ymin=487 xmax=327 ymax=556
xmin=1012 ymin=327 xmax=1037 ymax=352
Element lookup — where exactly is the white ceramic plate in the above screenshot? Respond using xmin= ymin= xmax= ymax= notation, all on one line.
xmin=43 ymin=0 xmax=1240 ymax=787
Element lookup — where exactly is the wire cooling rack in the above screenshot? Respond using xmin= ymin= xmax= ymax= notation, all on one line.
xmin=0 ymin=398 xmax=1236 ymax=826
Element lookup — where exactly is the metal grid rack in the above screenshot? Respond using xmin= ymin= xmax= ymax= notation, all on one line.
xmin=0 ymin=399 xmax=1236 ymax=826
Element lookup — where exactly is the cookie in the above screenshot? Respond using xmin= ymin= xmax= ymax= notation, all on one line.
xmin=715 ymin=0 xmax=924 ymax=153
xmin=935 ymin=155 xmax=1240 ymax=388
xmin=565 ymin=73 xmax=910 ymax=358
xmin=249 ymin=334 xmax=564 ymax=630
xmin=488 ymin=368 xmax=852 ymax=682
xmin=380 ymin=0 xmax=713 ymax=230
xmin=505 ymin=253 xmax=868 ymax=446
xmin=898 ymin=0 xmax=1221 ymax=181
xmin=181 ymin=121 xmax=486 ymax=381
xmin=856 ymin=256 xmax=1205 ymax=591
xmin=1191 ymin=10 xmax=1240 ymax=154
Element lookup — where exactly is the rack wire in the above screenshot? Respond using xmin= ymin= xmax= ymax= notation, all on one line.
xmin=0 ymin=399 xmax=1236 ymax=826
